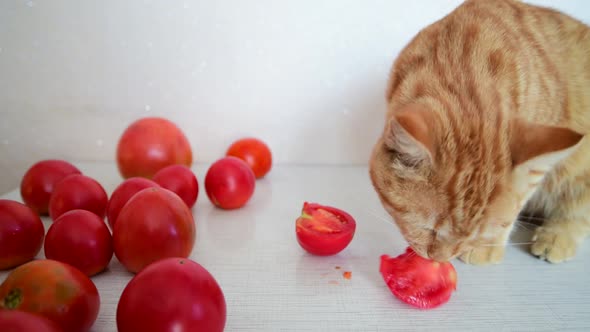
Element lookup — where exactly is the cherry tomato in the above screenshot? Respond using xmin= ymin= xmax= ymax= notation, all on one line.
xmin=20 ymin=160 xmax=81 ymax=215
xmin=0 ymin=259 xmax=100 ymax=332
xmin=153 ymin=165 xmax=199 ymax=208
xmin=226 ymin=137 xmax=272 ymax=178
xmin=116 ymin=117 xmax=193 ymax=179
xmin=0 ymin=310 xmax=62 ymax=332
xmin=106 ymin=177 xmax=160 ymax=229
xmin=117 ymin=257 xmax=226 ymax=332
xmin=204 ymin=157 xmax=255 ymax=209
xmin=380 ymin=247 xmax=457 ymax=309
xmin=44 ymin=210 xmax=113 ymax=276
xmin=0 ymin=200 xmax=44 ymax=270
xmin=48 ymin=174 xmax=108 ymax=221
xmin=295 ymin=202 xmax=356 ymax=256
xmin=113 ymin=187 xmax=196 ymax=273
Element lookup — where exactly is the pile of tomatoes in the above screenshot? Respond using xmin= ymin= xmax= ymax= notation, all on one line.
xmin=0 ymin=117 xmax=273 ymax=331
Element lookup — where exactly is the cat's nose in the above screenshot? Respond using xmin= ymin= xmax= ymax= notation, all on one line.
xmin=428 ymin=251 xmax=452 ymax=262
xmin=410 ymin=246 xmax=429 ymax=258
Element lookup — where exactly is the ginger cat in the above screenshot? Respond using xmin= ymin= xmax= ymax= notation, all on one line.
xmin=369 ymin=0 xmax=590 ymax=264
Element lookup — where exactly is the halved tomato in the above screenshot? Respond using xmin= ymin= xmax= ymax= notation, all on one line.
xmin=380 ymin=247 xmax=457 ymax=309
xmin=295 ymin=202 xmax=356 ymax=256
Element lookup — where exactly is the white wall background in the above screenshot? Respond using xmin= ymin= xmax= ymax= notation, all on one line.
xmin=1 ymin=0 xmax=589 ymax=193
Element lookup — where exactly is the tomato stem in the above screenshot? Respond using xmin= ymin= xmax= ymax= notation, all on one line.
xmin=3 ymin=288 xmax=23 ymax=309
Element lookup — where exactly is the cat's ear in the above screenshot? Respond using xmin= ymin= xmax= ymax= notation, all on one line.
xmin=510 ymin=118 xmax=583 ymax=166
xmin=384 ymin=105 xmax=435 ymax=164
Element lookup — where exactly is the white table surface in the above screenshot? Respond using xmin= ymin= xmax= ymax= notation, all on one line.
xmin=1 ymin=162 xmax=589 ymax=332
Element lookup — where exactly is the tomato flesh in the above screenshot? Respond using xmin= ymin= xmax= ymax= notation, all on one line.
xmin=380 ymin=247 xmax=457 ymax=309
xmin=295 ymin=202 xmax=356 ymax=256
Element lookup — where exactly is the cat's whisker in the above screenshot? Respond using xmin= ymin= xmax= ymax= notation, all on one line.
xmin=516 ymin=220 xmax=542 ymax=227
xmin=363 ymin=207 xmax=390 ymax=219
xmin=517 ymin=216 xmax=547 ymax=222
xmin=365 ymin=209 xmax=425 ymax=245
xmin=366 ymin=210 xmax=395 ymax=226
xmin=513 ymin=221 xmax=536 ymax=232
xmin=480 ymin=242 xmax=533 ymax=247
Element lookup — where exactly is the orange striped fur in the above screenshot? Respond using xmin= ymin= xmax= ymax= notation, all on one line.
xmin=369 ymin=0 xmax=590 ymax=264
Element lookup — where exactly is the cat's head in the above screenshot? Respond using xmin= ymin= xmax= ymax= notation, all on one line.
xmin=369 ymin=103 xmax=582 ymax=261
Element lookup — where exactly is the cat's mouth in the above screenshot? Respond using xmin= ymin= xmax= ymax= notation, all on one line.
xmin=405 ymin=240 xmax=436 ymax=260
xmin=407 ymin=239 xmax=465 ymax=262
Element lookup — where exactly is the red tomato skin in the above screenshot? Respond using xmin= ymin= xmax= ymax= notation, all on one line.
xmin=226 ymin=137 xmax=272 ymax=178
xmin=20 ymin=160 xmax=81 ymax=215
xmin=380 ymin=247 xmax=457 ymax=309
xmin=113 ymin=187 xmax=196 ymax=273
xmin=116 ymin=117 xmax=193 ymax=179
xmin=44 ymin=209 xmax=113 ymax=277
xmin=0 ymin=200 xmax=45 ymax=270
xmin=0 ymin=259 xmax=100 ymax=332
xmin=48 ymin=174 xmax=108 ymax=221
xmin=117 ymin=257 xmax=226 ymax=332
xmin=106 ymin=177 xmax=160 ymax=229
xmin=0 ymin=310 xmax=62 ymax=332
xmin=295 ymin=202 xmax=356 ymax=256
xmin=204 ymin=157 xmax=256 ymax=209
xmin=153 ymin=165 xmax=199 ymax=208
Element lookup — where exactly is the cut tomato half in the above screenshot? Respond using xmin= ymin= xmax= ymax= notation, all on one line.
xmin=295 ymin=202 xmax=356 ymax=256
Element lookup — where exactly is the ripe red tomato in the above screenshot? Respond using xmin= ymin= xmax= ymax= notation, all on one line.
xmin=0 ymin=259 xmax=100 ymax=332
xmin=0 ymin=310 xmax=62 ymax=332
xmin=226 ymin=137 xmax=272 ymax=178
xmin=295 ymin=202 xmax=356 ymax=256
xmin=44 ymin=209 xmax=113 ymax=276
xmin=380 ymin=247 xmax=457 ymax=309
xmin=20 ymin=160 xmax=81 ymax=215
xmin=113 ymin=187 xmax=196 ymax=273
xmin=106 ymin=177 xmax=160 ymax=229
xmin=0 ymin=200 xmax=44 ymax=270
xmin=48 ymin=174 xmax=108 ymax=221
xmin=116 ymin=117 xmax=193 ymax=179
xmin=204 ymin=157 xmax=255 ymax=209
xmin=153 ymin=164 xmax=199 ymax=208
xmin=117 ymin=257 xmax=226 ymax=332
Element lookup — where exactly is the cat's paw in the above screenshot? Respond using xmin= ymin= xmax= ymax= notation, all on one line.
xmin=531 ymin=226 xmax=578 ymax=263
xmin=458 ymin=246 xmax=505 ymax=265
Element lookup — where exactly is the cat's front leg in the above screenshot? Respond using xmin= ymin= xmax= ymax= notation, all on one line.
xmin=458 ymin=222 xmax=512 ymax=265
xmin=531 ymin=217 xmax=586 ymax=263
xmin=458 ymin=244 xmax=506 ymax=265
xmin=528 ymin=159 xmax=590 ymax=263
